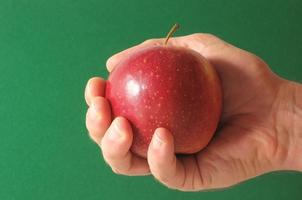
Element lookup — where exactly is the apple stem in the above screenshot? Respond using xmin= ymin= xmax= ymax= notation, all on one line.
xmin=164 ymin=23 xmax=180 ymax=45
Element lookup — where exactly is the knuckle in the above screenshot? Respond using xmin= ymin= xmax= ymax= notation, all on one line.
xmin=91 ymin=96 xmax=105 ymax=106
xmin=85 ymin=111 xmax=94 ymax=131
xmin=103 ymin=149 xmax=120 ymax=161
xmin=189 ymin=33 xmax=203 ymax=38
xmin=251 ymin=56 xmax=267 ymax=68
xmin=86 ymin=107 xmax=94 ymax=119
xmin=85 ymin=116 xmax=99 ymax=133
xmin=102 ymin=145 xmax=127 ymax=163
xmin=245 ymin=53 xmax=268 ymax=70
xmin=189 ymin=33 xmax=217 ymax=40
xmin=143 ymin=38 xmax=162 ymax=45
xmin=185 ymin=33 xmax=224 ymax=51
xmin=143 ymin=38 xmax=154 ymax=43
xmin=101 ymin=134 xmax=129 ymax=162
xmin=202 ymin=33 xmax=217 ymax=39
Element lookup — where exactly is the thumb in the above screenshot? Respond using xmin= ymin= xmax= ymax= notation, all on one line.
xmin=147 ymin=128 xmax=186 ymax=190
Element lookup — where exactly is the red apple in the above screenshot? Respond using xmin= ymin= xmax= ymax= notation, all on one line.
xmin=105 ymin=24 xmax=222 ymax=158
xmin=105 ymin=45 xmax=222 ymax=158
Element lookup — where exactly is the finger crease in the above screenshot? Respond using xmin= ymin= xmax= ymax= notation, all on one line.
xmin=194 ymin=154 xmax=204 ymax=188
xmin=179 ymin=158 xmax=187 ymax=188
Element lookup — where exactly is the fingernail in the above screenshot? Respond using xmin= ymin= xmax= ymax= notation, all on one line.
xmin=152 ymin=132 xmax=163 ymax=149
xmin=108 ymin=119 xmax=122 ymax=141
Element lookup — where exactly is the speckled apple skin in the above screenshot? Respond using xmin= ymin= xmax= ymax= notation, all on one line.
xmin=105 ymin=46 xmax=222 ymax=158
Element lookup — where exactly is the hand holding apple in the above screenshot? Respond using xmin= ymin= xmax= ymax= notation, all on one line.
xmin=106 ymin=40 xmax=222 ymax=158
xmin=85 ymin=31 xmax=299 ymax=191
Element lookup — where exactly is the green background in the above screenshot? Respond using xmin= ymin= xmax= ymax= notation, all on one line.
xmin=0 ymin=0 xmax=301 ymax=199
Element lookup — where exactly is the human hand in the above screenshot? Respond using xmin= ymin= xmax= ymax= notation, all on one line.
xmin=85 ymin=33 xmax=301 ymax=191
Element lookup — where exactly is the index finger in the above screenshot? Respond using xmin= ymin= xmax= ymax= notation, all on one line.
xmin=106 ymin=39 xmax=164 ymax=72
xmin=105 ymin=34 xmax=222 ymax=72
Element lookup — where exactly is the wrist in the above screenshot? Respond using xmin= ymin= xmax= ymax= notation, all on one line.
xmin=276 ymin=80 xmax=302 ymax=171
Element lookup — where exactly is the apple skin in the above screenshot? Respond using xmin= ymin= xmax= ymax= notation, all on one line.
xmin=105 ymin=46 xmax=222 ymax=158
